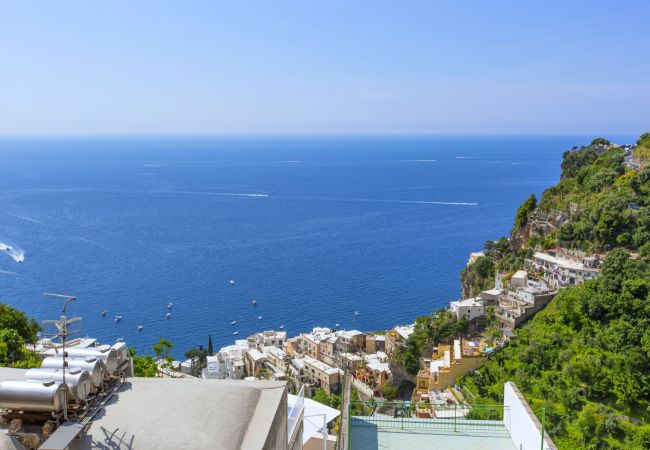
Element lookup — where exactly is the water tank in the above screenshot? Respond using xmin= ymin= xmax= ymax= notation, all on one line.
xmin=0 ymin=380 xmax=65 ymax=413
xmin=63 ymin=348 xmax=118 ymax=375
xmin=111 ymin=342 xmax=130 ymax=368
xmin=24 ymin=368 xmax=92 ymax=402
xmin=41 ymin=356 xmax=106 ymax=388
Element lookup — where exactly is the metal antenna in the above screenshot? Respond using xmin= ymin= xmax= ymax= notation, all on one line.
xmin=42 ymin=293 xmax=81 ymax=421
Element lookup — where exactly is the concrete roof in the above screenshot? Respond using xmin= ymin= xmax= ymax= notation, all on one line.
xmin=303 ymin=356 xmax=338 ymax=375
xmin=86 ymin=378 xmax=287 ymax=450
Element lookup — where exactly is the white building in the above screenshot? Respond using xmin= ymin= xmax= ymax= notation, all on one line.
xmin=449 ymin=297 xmax=485 ymax=321
xmin=528 ymin=251 xmax=601 ymax=288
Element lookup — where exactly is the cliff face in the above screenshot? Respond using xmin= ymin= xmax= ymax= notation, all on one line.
xmin=510 ymin=208 xmax=571 ymax=251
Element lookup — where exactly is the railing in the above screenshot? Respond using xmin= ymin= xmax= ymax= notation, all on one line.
xmin=349 ymin=401 xmax=509 ymax=433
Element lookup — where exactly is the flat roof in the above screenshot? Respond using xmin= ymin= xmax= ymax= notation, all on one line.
xmin=303 ymin=356 xmax=338 ymax=375
xmin=86 ymin=378 xmax=286 ymax=450
xmin=533 ymin=252 xmax=600 ymax=272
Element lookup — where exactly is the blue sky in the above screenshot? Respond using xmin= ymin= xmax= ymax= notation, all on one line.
xmin=0 ymin=1 xmax=648 ymax=135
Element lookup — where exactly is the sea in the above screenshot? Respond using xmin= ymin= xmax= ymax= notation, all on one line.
xmin=0 ymin=134 xmax=635 ymax=357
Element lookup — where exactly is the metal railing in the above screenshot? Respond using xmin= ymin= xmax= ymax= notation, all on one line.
xmin=349 ymin=401 xmax=509 ymax=433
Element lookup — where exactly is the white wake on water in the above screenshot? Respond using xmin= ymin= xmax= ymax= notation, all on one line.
xmin=0 ymin=243 xmax=25 ymax=263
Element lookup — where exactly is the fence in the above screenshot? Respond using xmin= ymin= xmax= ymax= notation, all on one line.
xmin=349 ymin=401 xmax=508 ymax=434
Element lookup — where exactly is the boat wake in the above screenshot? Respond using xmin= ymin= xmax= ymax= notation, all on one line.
xmin=0 ymin=243 xmax=25 ymax=263
xmin=296 ymin=196 xmax=478 ymax=206
xmin=170 ymin=190 xmax=269 ymax=198
xmin=13 ymin=214 xmax=42 ymax=224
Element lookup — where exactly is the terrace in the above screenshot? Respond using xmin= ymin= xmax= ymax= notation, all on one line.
xmin=349 ymin=402 xmax=515 ymax=450
xmin=347 ymin=382 xmax=558 ymax=450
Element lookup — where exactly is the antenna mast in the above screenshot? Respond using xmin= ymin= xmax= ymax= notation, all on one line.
xmin=42 ymin=293 xmax=81 ymax=421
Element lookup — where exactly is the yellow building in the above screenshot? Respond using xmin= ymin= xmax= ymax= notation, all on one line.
xmin=412 ymin=338 xmax=488 ymax=403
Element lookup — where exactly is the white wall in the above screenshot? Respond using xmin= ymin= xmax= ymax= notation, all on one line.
xmin=503 ymin=381 xmax=557 ymax=450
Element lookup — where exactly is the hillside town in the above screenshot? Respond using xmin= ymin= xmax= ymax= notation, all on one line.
xmin=155 ymin=245 xmax=604 ymax=414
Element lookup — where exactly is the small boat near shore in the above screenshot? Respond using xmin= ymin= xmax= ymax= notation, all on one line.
xmin=252 ymin=299 xmax=257 ymax=306
xmin=279 ymin=325 xmax=284 ymax=329
xmin=257 ymin=315 xmax=263 ymax=320
xmin=166 ymin=312 xmax=172 ymax=319
xmin=114 ymin=315 xmax=122 ymax=322
xmin=137 ymin=325 xmax=143 ymax=331
xmin=229 ymin=280 xmax=235 ymax=285
xmin=167 ymin=303 xmax=173 ymax=309
xmin=233 ymin=331 xmax=239 ymax=335
xmin=231 ymin=320 xmax=237 ymax=325
xmin=101 ymin=310 xmax=107 ymax=317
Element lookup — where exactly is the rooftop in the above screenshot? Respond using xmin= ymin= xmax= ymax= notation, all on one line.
xmin=451 ymin=297 xmax=483 ymax=307
xmin=302 ymin=356 xmax=339 ymax=375
xmin=533 ymin=252 xmax=600 ymax=272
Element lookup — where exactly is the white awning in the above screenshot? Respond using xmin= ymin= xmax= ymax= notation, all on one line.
xmin=288 ymin=394 xmax=340 ymax=444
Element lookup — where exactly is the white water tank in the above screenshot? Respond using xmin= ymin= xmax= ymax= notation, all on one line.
xmin=0 ymin=380 xmax=66 ymax=413
xmin=24 ymin=368 xmax=92 ymax=402
xmin=40 ymin=356 xmax=106 ymax=388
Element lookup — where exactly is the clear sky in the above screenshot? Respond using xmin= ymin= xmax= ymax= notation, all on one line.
xmin=1 ymin=1 xmax=648 ymax=135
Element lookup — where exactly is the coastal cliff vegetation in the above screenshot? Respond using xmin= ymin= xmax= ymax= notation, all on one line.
xmin=0 ymin=303 xmax=41 ymax=368
xmin=459 ymin=133 xmax=650 ymax=449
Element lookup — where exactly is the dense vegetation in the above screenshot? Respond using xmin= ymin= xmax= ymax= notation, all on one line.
xmin=461 ymin=133 xmax=650 ymax=449
xmin=634 ymin=132 xmax=650 ymax=167
xmin=0 ymin=303 xmax=41 ymax=368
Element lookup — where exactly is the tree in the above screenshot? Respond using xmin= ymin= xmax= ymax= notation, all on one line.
xmin=207 ymin=335 xmax=214 ymax=356
xmin=152 ymin=338 xmax=173 ymax=362
xmin=0 ymin=304 xmax=40 ymax=344
xmin=514 ymin=194 xmax=537 ymax=229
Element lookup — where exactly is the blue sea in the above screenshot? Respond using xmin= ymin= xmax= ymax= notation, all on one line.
xmin=0 ymin=135 xmax=634 ymax=357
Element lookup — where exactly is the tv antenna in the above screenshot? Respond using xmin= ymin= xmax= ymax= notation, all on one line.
xmin=42 ymin=292 xmax=81 ymax=421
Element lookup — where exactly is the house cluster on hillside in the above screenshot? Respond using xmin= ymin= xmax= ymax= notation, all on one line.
xmin=451 ymin=247 xmax=603 ymax=331
xmin=204 ymin=325 xmax=397 ymax=400
xmin=450 ymin=269 xmax=557 ymax=330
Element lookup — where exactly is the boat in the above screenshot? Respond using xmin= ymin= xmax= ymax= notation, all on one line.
xmin=114 ymin=315 xmax=122 ymax=322
xmin=137 ymin=325 xmax=143 ymax=331
xmin=257 ymin=316 xmax=263 ymax=320
xmin=101 ymin=310 xmax=107 ymax=317
xmin=354 ymin=311 xmax=360 ymax=316
xmin=252 ymin=300 xmax=257 ymax=306
xmin=166 ymin=312 xmax=172 ymax=319
xmin=279 ymin=325 xmax=284 ymax=329
xmin=335 ymin=323 xmax=340 ymax=328
xmin=230 ymin=320 xmax=237 ymax=325
xmin=229 ymin=280 xmax=235 ymax=285
xmin=167 ymin=303 xmax=173 ymax=309
xmin=233 ymin=331 xmax=239 ymax=335
xmin=116 ymin=337 xmax=124 ymax=342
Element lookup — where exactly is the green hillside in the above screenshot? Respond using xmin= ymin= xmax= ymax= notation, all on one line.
xmin=462 ymin=134 xmax=650 ymax=449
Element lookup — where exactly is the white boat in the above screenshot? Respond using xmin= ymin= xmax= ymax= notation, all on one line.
xmin=137 ymin=325 xmax=143 ymax=331
xmin=257 ymin=316 xmax=263 ymax=320
xmin=114 ymin=315 xmax=122 ymax=322
xmin=233 ymin=331 xmax=239 ymax=335
xmin=101 ymin=310 xmax=107 ymax=317
xmin=230 ymin=320 xmax=237 ymax=325
xmin=229 ymin=280 xmax=235 ymax=285
xmin=116 ymin=337 xmax=124 ymax=342
xmin=166 ymin=312 xmax=172 ymax=319
xmin=279 ymin=325 xmax=284 ymax=329
xmin=335 ymin=323 xmax=340 ymax=328
xmin=167 ymin=303 xmax=173 ymax=309
xmin=252 ymin=300 xmax=257 ymax=306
